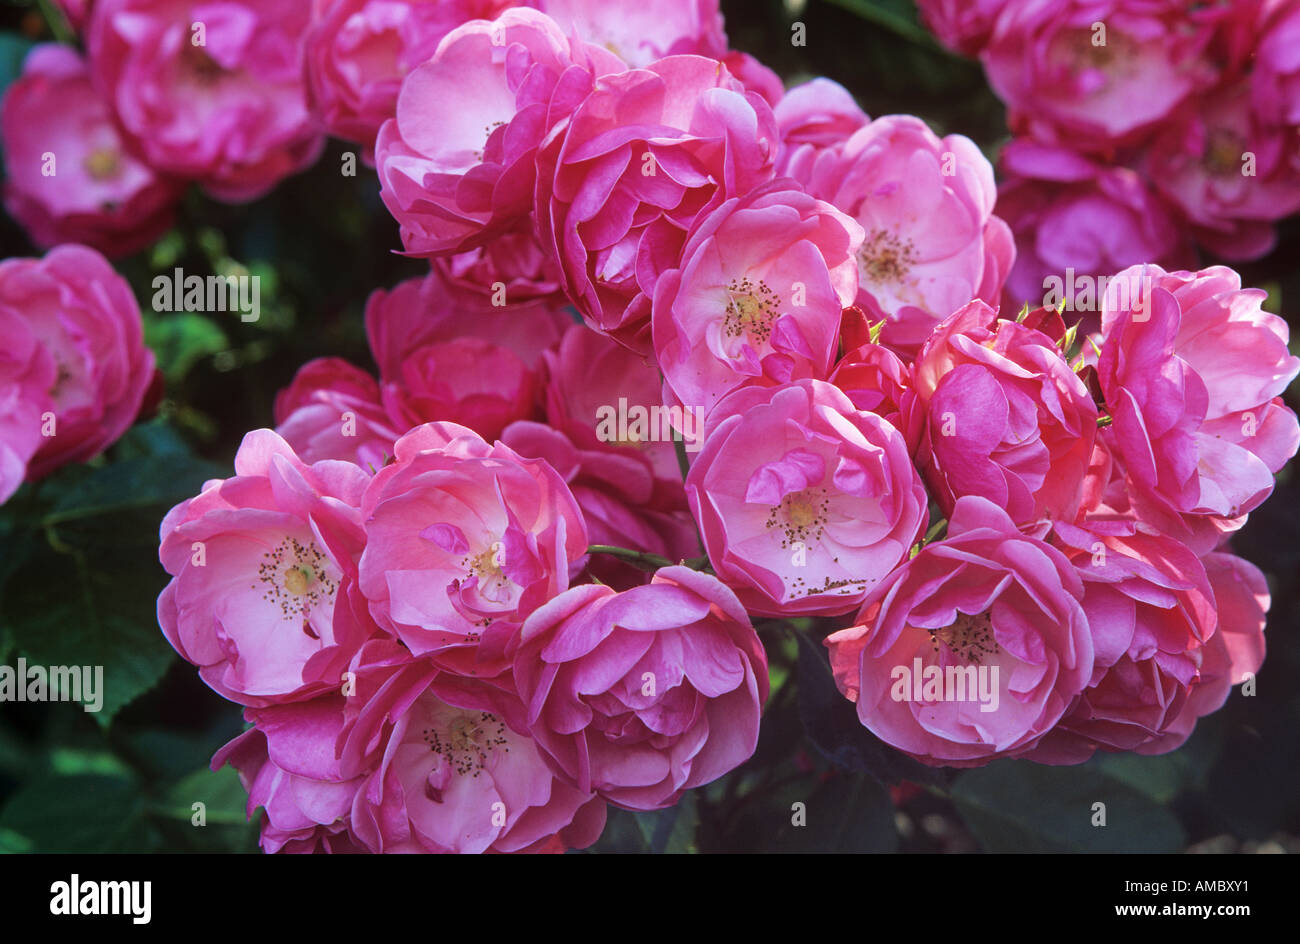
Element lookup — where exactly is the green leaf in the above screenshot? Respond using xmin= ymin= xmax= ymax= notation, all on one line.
xmin=0 ymin=774 xmax=145 ymax=853
xmin=0 ymin=33 xmax=35 ymax=104
xmin=144 ymin=312 xmax=229 ymax=385
xmin=158 ymin=765 xmax=251 ymax=826
xmin=951 ymin=760 xmax=1187 ymax=852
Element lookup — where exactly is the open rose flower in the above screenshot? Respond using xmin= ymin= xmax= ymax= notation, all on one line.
xmin=773 ymin=77 xmax=869 ymax=185
xmin=979 ymin=0 xmax=1217 ymax=153
xmin=304 ymin=0 xmax=516 ymax=160
xmin=653 ymin=182 xmax=863 ymax=419
xmin=688 ymin=379 xmax=927 ymax=617
xmin=274 ymin=357 xmax=402 ymax=469
xmin=1 ymin=45 xmax=180 ymax=256
xmin=357 ymin=422 xmax=589 ymax=674
xmin=901 ymin=299 xmax=1098 ymax=527
xmin=1025 ymin=523 xmax=1216 ymax=763
xmin=376 ymin=7 xmax=621 ymax=256
xmin=804 ymin=114 xmax=1013 ymax=355
xmin=0 ymin=245 xmax=157 ymax=481
xmin=88 ymin=0 xmax=325 ymax=202
xmin=158 ymin=430 xmax=377 ymax=706
xmin=1095 ymin=264 xmax=1300 ymax=550
xmin=536 ymin=54 xmax=779 ymax=353
xmin=826 ymin=496 xmax=1093 ymax=766
xmin=336 ymin=653 xmax=606 ymax=853
xmin=513 ymin=565 xmax=768 ymax=810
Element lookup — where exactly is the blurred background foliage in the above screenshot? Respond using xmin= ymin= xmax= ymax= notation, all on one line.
xmin=0 ymin=0 xmax=1296 ymax=853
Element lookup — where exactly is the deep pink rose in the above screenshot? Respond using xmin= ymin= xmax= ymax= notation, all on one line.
xmin=513 ymin=565 xmax=768 ymax=810
xmin=1 ymin=45 xmax=179 ymax=256
xmin=0 ymin=306 xmax=55 ymax=504
xmin=1095 ymin=264 xmax=1300 ymax=550
xmin=274 ymin=357 xmax=402 ymax=469
xmin=0 ymin=245 xmax=156 ymax=481
xmin=433 ymin=220 xmax=564 ymax=304
xmin=1024 ymin=522 xmax=1216 ymax=762
xmin=336 ymin=651 xmax=606 ymax=853
xmin=915 ymin=0 xmax=1011 ymax=55
xmin=826 ymin=496 xmax=1094 ymax=766
xmin=828 ymin=340 xmax=910 ymax=431
xmin=304 ymin=0 xmax=518 ymax=160
xmin=653 ymin=182 xmax=863 ymax=419
xmin=88 ymin=0 xmax=325 ymax=202
xmin=1252 ymin=0 xmax=1300 ymax=126
xmin=364 ymin=269 xmax=571 ymax=377
xmin=357 ymin=422 xmax=588 ymax=673
xmin=996 ymin=140 xmax=1192 ymax=312
xmin=901 ymin=299 xmax=1098 ymax=527
xmin=536 ymin=54 xmax=779 ymax=353
xmin=804 ymin=114 xmax=1013 ymax=355
xmin=214 ymin=696 xmax=367 ymax=853
xmin=538 ymin=0 xmax=726 ymax=67
xmin=1143 ymin=84 xmax=1300 ymax=261
xmin=158 ymin=430 xmax=377 ymax=706
xmin=380 ymin=337 xmax=539 ymax=443
xmin=687 ymin=379 xmax=927 ymax=617
xmin=376 ymin=8 xmax=620 ymax=256
xmin=773 ymin=77 xmax=869 ymax=184
xmin=980 ymin=0 xmax=1216 ymax=152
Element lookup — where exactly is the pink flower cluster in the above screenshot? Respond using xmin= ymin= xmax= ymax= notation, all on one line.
xmin=915 ymin=0 xmax=1300 ymax=308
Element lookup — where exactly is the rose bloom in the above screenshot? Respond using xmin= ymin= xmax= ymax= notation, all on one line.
xmin=1143 ymin=83 xmax=1300 ymax=261
xmin=334 ymin=651 xmax=606 ymax=853
xmin=979 ymin=0 xmax=1216 ymax=153
xmin=1095 ymin=264 xmax=1300 ymax=551
xmin=0 ymin=306 xmax=54 ymax=504
xmin=274 ymin=357 xmax=402 ymax=469
xmin=828 ymin=339 xmax=910 ymax=431
xmin=803 ymin=114 xmax=1013 ymax=355
xmin=364 ymin=269 xmax=571 ymax=377
xmin=901 ymin=299 xmax=1098 ymax=527
xmin=653 ymin=182 xmax=863 ymax=419
xmin=687 ymin=379 xmax=928 ymax=617
xmin=215 ymin=695 xmax=368 ymax=854
xmin=433 ymin=220 xmax=564 ymax=304
xmin=376 ymin=8 xmax=621 ymax=256
xmin=826 ymin=496 xmax=1094 ymax=767
xmin=773 ymin=77 xmax=869 ymax=185
xmin=88 ymin=0 xmax=325 ymax=202
xmin=1 ymin=45 xmax=180 ymax=257
xmin=158 ymin=430 xmax=377 ymax=706
xmin=357 ymin=422 xmax=589 ymax=674
xmin=1253 ymin=0 xmax=1300 ymax=126
xmin=0 ymin=245 xmax=157 ymax=481
xmin=536 ymin=54 xmax=779 ymax=353
xmin=1024 ymin=523 xmax=1217 ymax=763
xmin=303 ymin=0 xmax=517 ymax=160
xmin=995 ymin=140 xmax=1192 ymax=312
xmin=914 ymin=0 xmax=1011 ymax=55
xmin=538 ymin=0 xmax=726 ymax=67
xmin=513 ymin=565 xmax=768 ymax=810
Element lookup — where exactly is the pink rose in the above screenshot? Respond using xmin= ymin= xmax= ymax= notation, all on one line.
xmin=364 ymin=269 xmax=570 ymax=377
xmin=304 ymin=0 xmax=517 ymax=160
xmin=1024 ymin=523 xmax=1216 ymax=763
xmin=915 ymin=0 xmax=1011 ymax=55
xmin=804 ymin=114 xmax=1013 ymax=355
xmin=536 ymin=54 xmax=779 ymax=353
xmin=158 ymin=430 xmax=377 ymax=706
xmin=513 ymin=565 xmax=768 ymax=810
xmin=653 ymin=182 xmax=863 ymax=419
xmin=0 ymin=307 xmax=54 ymax=504
xmin=826 ymin=496 xmax=1094 ymax=766
xmin=273 ymin=357 xmax=402 ymax=469
xmin=901 ymin=299 xmax=1098 ymax=526
xmin=828 ymin=340 xmax=910 ymax=431
xmin=88 ymin=0 xmax=325 ymax=202
xmin=214 ymin=696 xmax=366 ymax=853
xmin=337 ymin=650 xmax=605 ymax=853
xmin=773 ymin=77 xmax=869 ymax=184
xmin=1252 ymin=0 xmax=1300 ymax=126
xmin=376 ymin=8 xmax=620 ymax=256
xmin=996 ymin=140 xmax=1192 ymax=312
xmin=1095 ymin=264 xmax=1300 ymax=549
xmin=538 ymin=0 xmax=726 ymax=67
xmin=687 ymin=379 xmax=927 ymax=617
xmin=0 ymin=245 xmax=157 ymax=481
xmin=1 ymin=45 xmax=180 ymax=256
xmin=979 ymin=0 xmax=1216 ymax=152
xmin=380 ymin=337 xmax=539 ymax=443
xmin=1143 ymin=84 xmax=1300 ymax=261
xmin=433 ymin=220 xmax=563 ymax=304
xmin=357 ymin=422 xmax=589 ymax=674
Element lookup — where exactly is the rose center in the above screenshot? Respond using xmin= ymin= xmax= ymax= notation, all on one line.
xmin=858 ymin=229 xmax=916 ymax=284
xmin=83 ymin=148 xmax=123 ymax=182
xmin=928 ymin=610 xmax=998 ymax=665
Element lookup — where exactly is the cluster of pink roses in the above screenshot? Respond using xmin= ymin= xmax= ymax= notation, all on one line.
xmin=917 ymin=0 xmax=1300 ymax=306
xmin=6 ymin=0 xmax=1295 ymax=853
